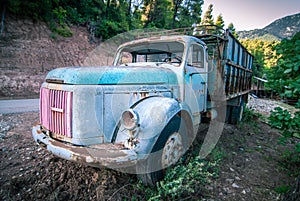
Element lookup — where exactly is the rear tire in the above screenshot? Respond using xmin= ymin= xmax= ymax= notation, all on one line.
xmin=137 ymin=116 xmax=187 ymax=186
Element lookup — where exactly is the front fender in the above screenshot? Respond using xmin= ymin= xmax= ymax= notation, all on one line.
xmin=115 ymin=97 xmax=183 ymax=158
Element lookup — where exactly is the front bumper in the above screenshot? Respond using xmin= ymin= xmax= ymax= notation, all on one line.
xmin=32 ymin=124 xmax=137 ymax=171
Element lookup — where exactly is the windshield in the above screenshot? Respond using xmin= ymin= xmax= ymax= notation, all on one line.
xmin=116 ymin=41 xmax=184 ymax=66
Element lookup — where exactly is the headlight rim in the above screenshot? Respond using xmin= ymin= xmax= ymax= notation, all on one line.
xmin=121 ymin=109 xmax=139 ymax=130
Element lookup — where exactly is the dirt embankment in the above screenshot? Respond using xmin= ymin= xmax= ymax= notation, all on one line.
xmin=0 ymin=15 xmax=98 ymax=98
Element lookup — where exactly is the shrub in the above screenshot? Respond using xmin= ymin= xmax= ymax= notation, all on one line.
xmin=269 ymin=107 xmax=300 ymax=174
xmin=269 ymin=107 xmax=300 ymax=143
xmin=54 ymin=25 xmax=73 ymax=37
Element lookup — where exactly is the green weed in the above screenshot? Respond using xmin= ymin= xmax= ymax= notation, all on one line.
xmin=274 ymin=185 xmax=290 ymax=194
xmin=242 ymin=107 xmax=262 ymax=122
xmin=54 ymin=25 xmax=73 ymax=37
xmin=135 ymin=148 xmax=222 ymax=200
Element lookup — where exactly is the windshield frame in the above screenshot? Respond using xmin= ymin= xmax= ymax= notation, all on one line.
xmin=113 ymin=39 xmax=187 ymax=67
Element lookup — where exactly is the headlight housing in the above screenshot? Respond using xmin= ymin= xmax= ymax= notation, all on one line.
xmin=121 ymin=109 xmax=139 ymax=130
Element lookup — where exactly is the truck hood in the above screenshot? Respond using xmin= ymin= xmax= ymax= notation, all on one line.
xmin=46 ymin=66 xmax=178 ymax=85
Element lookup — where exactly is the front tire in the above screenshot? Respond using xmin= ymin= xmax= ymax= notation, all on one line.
xmin=137 ymin=116 xmax=187 ymax=186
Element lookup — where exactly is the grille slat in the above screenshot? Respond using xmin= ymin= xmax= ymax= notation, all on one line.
xmin=40 ymin=88 xmax=72 ymax=138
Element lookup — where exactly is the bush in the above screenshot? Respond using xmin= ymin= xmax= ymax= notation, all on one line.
xmin=54 ymin=25 xmax=73 ymax=37
xmin=269 ymin=107 xmax=300 ymax=174
xmin=96 ymin=20 xmax=127 ymax=40
xmin=269 ymin=107 xmax=300 ymax=142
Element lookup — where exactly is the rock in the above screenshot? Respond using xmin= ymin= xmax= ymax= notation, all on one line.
xmin=223 ymin=187 xmax=233 ymax=194
xmin=232 ymin=183 xmax=240 ymax=188
xmin=226 ymin=178 xmax=234 ymax=183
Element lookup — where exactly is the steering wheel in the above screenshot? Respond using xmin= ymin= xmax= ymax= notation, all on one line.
xmin=163 ymin=56 xmax=182 ymax=63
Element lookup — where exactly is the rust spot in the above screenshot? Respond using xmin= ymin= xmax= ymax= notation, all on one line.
xmin=140 ymin=92 xmax=149 ymax=98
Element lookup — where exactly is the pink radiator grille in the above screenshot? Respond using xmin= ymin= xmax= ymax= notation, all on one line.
xmin=40 ymin=88 xmax=73 ymax=138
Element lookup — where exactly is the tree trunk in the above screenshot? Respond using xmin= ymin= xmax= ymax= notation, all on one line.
xmin=105 ymin=0 xmax=111 ymax=19
xmin=1 ymin=0 xmax=6 ymax=34
xmin=128 ymin=0 xmax=132 ymax=29
xmin=172 ymin=0 xmax=182 ymax=29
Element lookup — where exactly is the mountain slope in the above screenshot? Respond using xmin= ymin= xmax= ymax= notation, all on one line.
xmin=238 ymin=13 xmax=300 ymax=40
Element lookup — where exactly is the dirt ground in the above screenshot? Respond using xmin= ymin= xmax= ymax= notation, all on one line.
xmin=0 ymin=110 xmax=298 ymax=201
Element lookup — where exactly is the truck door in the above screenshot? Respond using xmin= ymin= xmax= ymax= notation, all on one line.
xmin=184 ymin=43 xmax=207 ymax=115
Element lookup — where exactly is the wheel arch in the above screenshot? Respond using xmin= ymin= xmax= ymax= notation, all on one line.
xmin=177 ymin=110 xmax=194 ymax=144
xmin=114 ymin=96 xmax=194 ymax=159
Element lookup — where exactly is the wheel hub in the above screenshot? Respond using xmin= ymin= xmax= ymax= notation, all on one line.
xmin=161 ymin=132 xmax=184 ymax=168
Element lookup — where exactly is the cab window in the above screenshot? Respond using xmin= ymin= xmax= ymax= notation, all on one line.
xmin=188 ymin=44 xmax=204 ymax=68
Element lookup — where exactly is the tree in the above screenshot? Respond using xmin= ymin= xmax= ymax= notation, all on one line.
xmin=215 ymin=14 xmax=224 ymax=34
xmin=267 ymin=32 xmax=300 ymax=99
xmin=6 ymin=0 xmax=53 ymax=21
xmin=142 ymin=0 xmax=172 ymax=28
xmin=187 ymin=0 xmax=203 ymax=26
xmin=227 ymin=22 xmax=238 ymax=38
xmin=201 ymin=4 xmax=214 ymax=26
xmin=131 ymin=5 xmax=143 ymax=29
xmin=171 ymin=0 xmax=183 ymax=28
xmin=97 ymin=0 xmax=130 ymax=39
xmin=174 ymin=0 xmax=203 ymax=28
xmin=215 ymin=14 xmax=224 ymax=29
xmin=4 ymin=0 xmax=205 ymax=39
xmin=241 ymin=39 xmax=279 ymax=77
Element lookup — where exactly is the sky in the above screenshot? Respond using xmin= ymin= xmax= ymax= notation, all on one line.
xmin=202 ymin=0 xmax=300 ymax=31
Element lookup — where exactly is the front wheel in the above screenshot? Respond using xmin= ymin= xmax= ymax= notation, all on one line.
xmin=137 ymin=116 xmax=187 ymax=186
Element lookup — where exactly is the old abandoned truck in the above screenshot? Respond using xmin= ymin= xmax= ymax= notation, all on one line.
xmin=32 ymin=26 xmax=253 ymax=185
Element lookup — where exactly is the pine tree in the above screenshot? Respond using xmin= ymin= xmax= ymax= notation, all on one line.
xmin=142 ymin=0 xmax=172 ymax=28
xmin=228 ymin=22 xmax=238 ymax=38
xmin=215 ymin=14 xmax=224 ymax=29
xmin=215 ymin=14 xmax=225 ymax=34
xmin=175 ymin=0 xmax=203 ymax=28
xmin=189 ymin=0 xmax=203 ymax=26
xmin=131 ymin=5 xmax=143 ymax=29
xmin=201 ymin=4 xmax=214 ymax=26
xmin=171 ymin=0 xmax=184 ymax=28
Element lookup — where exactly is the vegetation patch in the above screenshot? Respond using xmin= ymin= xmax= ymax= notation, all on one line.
xmin=134 ymin=149 xmax=222 ymax=200
xmin=53 ymin=25 xmax=73 ymax=37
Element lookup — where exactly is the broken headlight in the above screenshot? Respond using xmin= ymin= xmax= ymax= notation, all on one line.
xmin=121 ymin=109 xmax=139 ymax=130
